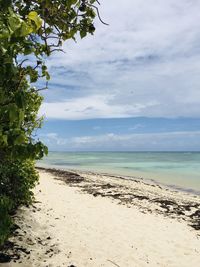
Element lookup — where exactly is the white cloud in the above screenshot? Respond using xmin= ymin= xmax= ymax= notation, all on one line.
xmin=40 ymin=132 xmax=68 ymax=145
xmin=41 ymin=131 xmax=200 ymax=151
xmin=40 ymin=0 xmax=200 ymax=119
xmin=39 ymin=94 xmax=157 ymax=119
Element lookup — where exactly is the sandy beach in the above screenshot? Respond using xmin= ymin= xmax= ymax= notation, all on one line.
xmin=1 ymin=168 xmax=200 ymax=267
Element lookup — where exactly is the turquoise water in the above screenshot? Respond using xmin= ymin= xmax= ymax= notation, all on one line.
xmin=38 ymin=152 xmax=200 ymax=194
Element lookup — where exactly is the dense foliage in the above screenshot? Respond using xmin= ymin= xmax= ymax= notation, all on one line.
xmin=0 ymin=0 xmax=98 ymax=245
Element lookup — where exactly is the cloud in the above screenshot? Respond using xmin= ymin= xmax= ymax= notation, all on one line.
xmin=39 ymin=94 xmax=159 ymax=119
xmin=41 ymin=131 xmax=200 ymax=151
xmin=39 ymin=0 xmax=200 ymax=120
xmin=41 ymin=132 xmax=67 ymax=145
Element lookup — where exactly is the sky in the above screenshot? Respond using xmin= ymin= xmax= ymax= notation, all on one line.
xmin=38 ymin=0 xmax=200 ymax=151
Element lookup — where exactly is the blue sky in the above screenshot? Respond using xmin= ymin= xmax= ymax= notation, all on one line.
xmin=37 ymin=0 xmax=200 ymax=151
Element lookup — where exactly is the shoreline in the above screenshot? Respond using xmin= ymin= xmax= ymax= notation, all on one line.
xmin=1 ymin=167 xmax=200 ymax=266
xmin=37 ymin=164 xmax=200 ymax=196
xmin=36 ymin=167 xmax=200 ymax=231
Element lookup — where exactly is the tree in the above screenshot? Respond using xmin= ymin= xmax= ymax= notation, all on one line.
xmin=0 ymin=0 xmax=100 ymax=245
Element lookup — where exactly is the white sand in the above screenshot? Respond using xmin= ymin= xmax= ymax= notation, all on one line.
xmin=3 ymin=170 xmax=200 ymax=267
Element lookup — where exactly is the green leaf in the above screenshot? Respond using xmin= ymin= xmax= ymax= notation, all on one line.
xmin=43 ymin=146 xmax=48 ymax=155
xmin=80 ymin=30 xmax=87 ymax=39
xmin=46 ymin=72 xmax=50 ymax=81
xmin=18 ymin=110 xmax=25 ymax=123
xmin=16 ymin=92 xmax=25 ymax=108
xmin=19 ymin=21 xmax=33 ymax=36
xmin=0 ymin=28 xmax=10 ymax=39
xmin=66 ymin=0 xmax=78 ymax=8
xmin=0 ymin=135 xmax=8 ymax=146
xmin=14 ymin=134 xmax=26 ymax=145
xmin=8 ymin=14 xmax=22 ymax=32
xmin=9 ymin=104 xmax=18 ymax=123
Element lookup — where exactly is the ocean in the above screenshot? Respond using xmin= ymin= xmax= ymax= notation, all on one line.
xmin=38 ymin=151 xmax=200 ymax=194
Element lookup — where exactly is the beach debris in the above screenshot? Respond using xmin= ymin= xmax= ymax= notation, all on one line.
xmin=101 ymin=183 xmax=115 ymax=189
xmin=189 ymin=209 xmax=200 ymax=230
xmin=37 ymin=167 xmax=84 ymax=184
xmin=0 ymin=241 xmax=21 ymax=263
xmin=0 ymin=253 xmax=12 ymax=263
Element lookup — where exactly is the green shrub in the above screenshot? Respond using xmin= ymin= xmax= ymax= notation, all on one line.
xmin=0 ymin=195 xmax=13 ymax=246
xmin=0 ymin=160 xmax=39 ymax=245
xmin=0 ymin=160 xmax=39 ymax=207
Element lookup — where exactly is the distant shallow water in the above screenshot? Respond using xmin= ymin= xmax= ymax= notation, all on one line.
xmin=37 ymin=151 xmax=200 ymax=194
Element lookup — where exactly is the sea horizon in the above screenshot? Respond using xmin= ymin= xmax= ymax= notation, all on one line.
xmin=49 ymin=150 xmax=200 ymax=152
